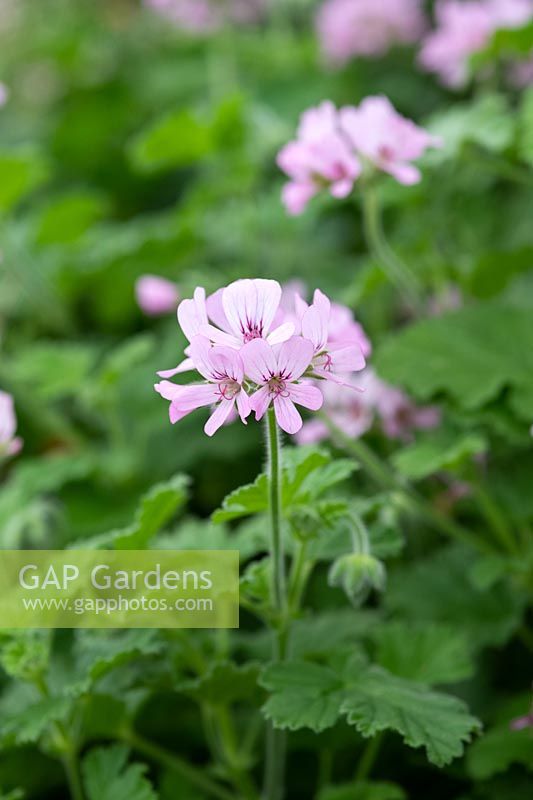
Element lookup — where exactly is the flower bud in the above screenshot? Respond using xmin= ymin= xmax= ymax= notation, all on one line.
xmin=328 ymin=553 xmax=386 ymax=605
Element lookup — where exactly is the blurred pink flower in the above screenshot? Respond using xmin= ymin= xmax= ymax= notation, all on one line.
xmin=135 ymin=274 xmax=179 ymax=316
xmin=510 ymin=712 xmax=533 ymax=730
xmin=0 ymin=391 xmax=23 ymax=458
xmin=299 ymin=289 xmax=366 ymax=384
xmin=155 ymin=336 xmax=251 ymax=436
xmin=427 ymin=284 xmax=463 ymax=316
xmin=339 ymin=96 xmax=442 ymax=185
xmin=241 ymin=336 xmax=323 ymax=434
xmin=277 ymin=101 xmax=362 ymax=215
xmin=316 ymin=0 xmax=426 ymax=66
xmin=144 ymin=0 xmax=267 ymax=33
xmin=0 ymin=82 xmax=8 ymax=106
xmin=509 ymin=54 xmax=533 ymax=86
xmin=375 ymin=380 xmax=441 ymax=440
xmin=419 ymin=0 xmax=533 ymax=88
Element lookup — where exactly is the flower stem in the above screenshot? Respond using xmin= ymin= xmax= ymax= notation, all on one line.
xmin=361 ymin=185 xmax=422 ymax=312
xmin=264 ymin=408 xmax=287 ymax=800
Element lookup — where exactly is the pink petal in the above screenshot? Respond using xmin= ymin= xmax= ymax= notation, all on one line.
xmin=177 ymin=287 xmax=208 ymax=342
xmin=287 ymin=382 xmax=324 ymax=411
xmin=386 ymin=161 xmax=421 ymax=186
xmin=157 ymin=358 xmax=195 ymax=378
xmin=236 ymin=388 xmax=251 ymax=423
xmin=274 ymin=395 xmax=303 ymax=434
xmin=222 ymin=279 xmax=282 ymax=340
xmin=241 ymin=339 xmax=277 ymax=384
xmin=188 ymin=336 xmax=216 ymax=380
xmin=208 ymin=346 xmax=245 ymax=383
xmin=329 ymin=343 xmax=366 ymax=373
xmin=249 ymin=386 xmax=272 ymax=421
xmin=199 ymin=323 xmax=241 ymax=348
xmin=169 ymin=404 xmax=193 ymax=424
xmin=135 ymin=275 xmax=179 ymax=316
xmin=281 ymin=181 xmax=317 ymax=215
xmin=206 ymin=288 xmax=232 ymax=332
xmin=171 ymin=384 xmax=218 ymax=411
xmin=154 ymin=380 xmax=187 ymax=401
xmin=301 ymin=290 xmax=330 ymax=350
xmin=266 ymin=321 xmax=295 ymax=346
xmin=276 ymin=336 xmax=315 ymax=381
xmin=205 ymin=398 xmax=236 ymax=437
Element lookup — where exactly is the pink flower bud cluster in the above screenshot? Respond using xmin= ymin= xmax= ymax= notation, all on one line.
xmin=0 ymin=391 xmax=23 ymax=459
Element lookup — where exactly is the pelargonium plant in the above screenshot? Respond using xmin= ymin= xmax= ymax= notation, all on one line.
xmin=0 ymin=391 xmax=22 ymax=460
xmin=316 ymin=0 xmax=426 ymax=67
xmin=135 ymin=274 xmax=180 ymax=316
xmin=277 ymin=95 xmax=442 ymax=308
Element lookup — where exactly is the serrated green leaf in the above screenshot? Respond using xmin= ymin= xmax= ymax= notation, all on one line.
xmin=391 ymin=430 xmax=486 ymax=480
xmin=35 ymin=190 xmax=107 ymax=245
xmin=260 ymin=661 xmax=343 ymax=733
xmin=82 ymin=745 xmax=158 ymax=800
xmin=212 ymin=474 xmax=268 ymax=523
xmin=0 ymin=632 xmax=50 ymax=683
xmin=0 ymin=694 xmax=72 ymax=746
xmin=340 ymin=664 xmax=481 ymax=767
xmin=374 ymin=303 xmax=533 ymax=410
xmin=73 ymin=629 xmax=163 ymax=691
xmin=5 ymin=342 xmax=99 ymax=401
xmin=374 ymin=623 xmax=474 ymax=685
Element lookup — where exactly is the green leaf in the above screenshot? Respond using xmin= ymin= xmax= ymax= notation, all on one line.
xmin=468 ymin=247 xmax=533 ymax=299
xmin=374 ymin=303 xmax=533 ymax=410
xmin=35 ymin=190 xmax=108 ymax=245
xmin=426 ymin=95 xmax=515 ymax=162
xmin=385 ymin=545 xmax=525 ymax=649
xmin=340 ymin=664 xmax=481 ymax=767
xmin=5 ymin=341 xmax=99 ymax=401
xmin=0 ymin=790 xmax=24 ymax=800
xmin=212 ymin=473 xmax=268 ymax=523
xmin=179 ymin=661 xmax=261 ymax=705
xmin=374 ymin=623 xmax=474 ymax=685
xmin=0 ymin=632 xmax=50 ymax=683
xmin=318 ymin=781 xmax=406 ymax=800
xmin=518 ymin=86 xmax=533 ymax=167
xmin=0 ymin=149 xmax=49 ymax=212
xmin=72 ymin=629 xmax=163 ymax=692
xmin=80 ymin=474 xmax=189 ymax=549
xmin=260 ymin=661 xmax=344 ymax=733
xmin=82 ymin=745 xmax=158 ymax=800
xmin=0 ymin=694 xmax=72 ymax=746
xmin=391 ymin=430 xmax=486 ymax=480
xmin=261 ymin=657 xmax=481 ymax=766
xmin=472 ymin=22 xmax=533 ymax=68
xmin=129 ymin=110 xmax=212 ymax=172
xmin=467 ymin=724 xmax=533 ymax=779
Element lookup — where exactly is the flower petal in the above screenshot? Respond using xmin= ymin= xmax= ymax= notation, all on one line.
xmin=266 ymin=321 xmax=295 ymax=346
xmin=208 ymin=347 xmax=245 ymax=383
xmin=249 ymin=386 xmax=272 ymax=421
xmin=236 ymin=388 xmax=251 ymax=423
xmin=157 ymin=358 xmax=194 ymax=378
xmin=188 ymin=336 xmax=216 ymax=380
xmin=177 ymin=287 xmax=208 ymax=342
xmin=204 ymin=398 xmax=236 ymax=437
xmin=241 ymin=339 xmax=277 ymax=384
xmin=199 ymin=323 xmax=241 ymax=348
xmin=222 ymin=279 xmax=282 ymax=339
xmin=329 ymin=343 xmax=366 ymax=373
xmin=171 ymin=384 xmax=218 ymax=411
xmin=277 ymin=336 xmax=315 ymax=381
xmin=288 ymin=381 xmax=324 ymax=411
xmin=274 ymin=395 xmax=303 ymax=434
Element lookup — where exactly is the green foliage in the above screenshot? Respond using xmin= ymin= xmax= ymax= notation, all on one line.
xmin=82 ymin=745 xmax=158 ymax=800
xmin=391 ymin=430 xmax=486 ymax=480
xmin=318 ymin=783 xmax=406 ymax=800
xmin=467 ymin=723 xmax=533 ymax=780
xmin=261 ymin=656 xmax=481 ymax=766
xmin=0 ymin=149 xmax=49 ymax=212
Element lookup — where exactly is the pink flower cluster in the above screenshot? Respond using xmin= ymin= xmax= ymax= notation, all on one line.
xmin=297 ymin=368 xmax=441 ymax=445
xmin=0 ymin=391 xmax=23 ymax=459
xmin=144 ymin=0 xmax=267 ymax=33
xmin=277 ymin=97 xmax=441 ymax=215
xmin=419 ymin=0 xmax=533 ymax=88
xmin=316 ymin=0 xmax=426 ymax=66
xmin=135 ymin=274 xmax=180 ymax=316
xmin=155 ymin=279 xmax=366 ymax=436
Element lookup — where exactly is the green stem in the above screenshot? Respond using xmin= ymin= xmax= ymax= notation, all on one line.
xmin=361 ymin=186 xmax=422 ymax=311
xmin=123 ymin=730 xmax=235 ymax=800
xmin=474 ymin=483 xmax=519 ymax=555
xmin=355 ymin=732 xmax=383 ymax=782
xmin=287 ymin=539 xmax=311 ymax=613
xmin=215 ymin=707 xmax=260 ymax=800
xmin=264 ymin=408 xmax=287 ymax=800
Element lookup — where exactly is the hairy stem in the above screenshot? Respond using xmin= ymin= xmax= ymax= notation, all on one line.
xmin=361 ymin=186 xmax=422 ymax=312
xmin=264 ymin=408 xmax=288 ymax=800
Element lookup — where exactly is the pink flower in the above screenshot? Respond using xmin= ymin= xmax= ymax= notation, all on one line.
xmin=135 ymin=275 xmax=179 ymax=316
xmin=241 ymin=337 xmax=324 ymax=434
xmin=329 ymin=302 xmax=372 ymax=358
xmin=510 ymin=712 xmax=533 ymax=730
xmin=316 ymin=0 xmax=426 ymax=67
xmin=299 ymin=289 xmax=366 ymax=384
xmin=155 ymin=336 xmax=251 ymax=436
xmin=339 ymin=96 xmax=442 ymax=185
xmin=419 ymin=0 xmax=533 ymax=88
xmin=201 ymin=278 xmax=295 ymax=349
xmin=297 ymin=373 xmax=375 ymax=444
xmin=0 ymin=391 xmax=23 ymax=458
xmin=145 ymin=0 xmax=268 ymax=33
xmin=427 ymin=284 xmax=463 ymax=316
xmin=0 ymin=83 xmax=9 ymax=107
xmin=374 ymin=380 xmax=441 ymax=440
xmin=277 ymin=101 xmax=361 ymax=215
